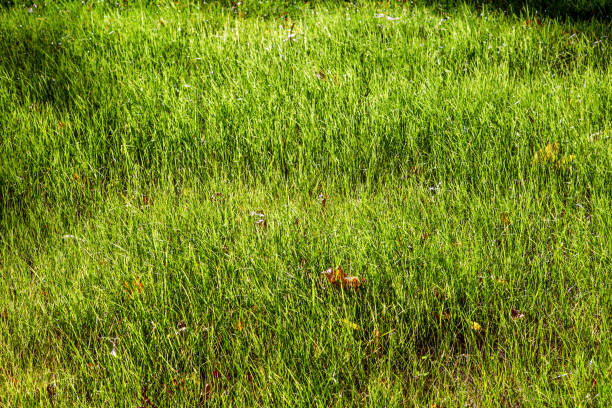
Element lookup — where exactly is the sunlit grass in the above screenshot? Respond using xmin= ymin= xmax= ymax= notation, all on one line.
xmin=0 ymin=1 xmax=610 ymax=406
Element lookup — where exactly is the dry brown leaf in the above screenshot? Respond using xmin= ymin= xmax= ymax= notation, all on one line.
xmin=140 ymin=385 xmax=156 ymax=408
xmin=525 ymin=18 xmax=542 ymax=26
xmin=434 ymin=311 xmax=451 ymax=322
xmin=141 ymin=194 xmax=151 ymax=207
xmin=317 ymin=193 xmax=327 ymax=207
xmin=511 ymin=308 xmax=525 ymax=320
xmin=46 ymin=384 xmax=56 ymax=400
xmin=322 ymin=266 xmax=364 ymax=290
xmin=410 ymin=164 xmax=424 ymax=175
xmin=177 ymin=320 xmax=187 ymax=332
xmin=210 ymin=192 xmax=224 ymax=203
xmin=432 ymin=287 xmax=445 ymax=299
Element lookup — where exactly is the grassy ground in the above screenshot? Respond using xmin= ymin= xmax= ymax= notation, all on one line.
xmin=0 ymin=1 xmax=610 ymax=406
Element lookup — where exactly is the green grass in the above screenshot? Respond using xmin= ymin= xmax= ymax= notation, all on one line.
xmin=0 ymin=1 xmax=610 ymax=406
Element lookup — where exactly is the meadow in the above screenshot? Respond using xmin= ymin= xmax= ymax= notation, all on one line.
xmin=0 ymin=0 xmax=610 ymax=406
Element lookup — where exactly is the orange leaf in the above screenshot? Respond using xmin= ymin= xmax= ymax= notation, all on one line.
xmin=234 ymin=320 xmax=244 ymax=332
xmin=322 ymin=266 xmax=345 ymax=285
xmin=124 ymin=279 xmax=144 ymax=297
xmin=134 ymin=279 xmax=144 ymax=292
xmin=343 ymin=275 xmax=364 ymax=289
xmin=173 ymin=377 xmax=185 ymax=391
xmin=525 ymin=18 xmax=541 ymax=26
xmin=322 ymin=266 xmax=364 ymax=290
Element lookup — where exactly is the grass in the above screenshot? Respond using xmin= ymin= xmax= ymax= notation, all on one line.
xmin=0 ymin=0 xmax=610 ymax=406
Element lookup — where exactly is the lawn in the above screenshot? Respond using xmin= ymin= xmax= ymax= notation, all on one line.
xmin=0 ymin=0 xmax=610 ymax=406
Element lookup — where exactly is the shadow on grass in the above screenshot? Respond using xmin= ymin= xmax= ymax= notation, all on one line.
xmin=433 ymin=0 xmax=610 ymax=20
xmin=2 ymin=0 xmax=611 ymax=20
